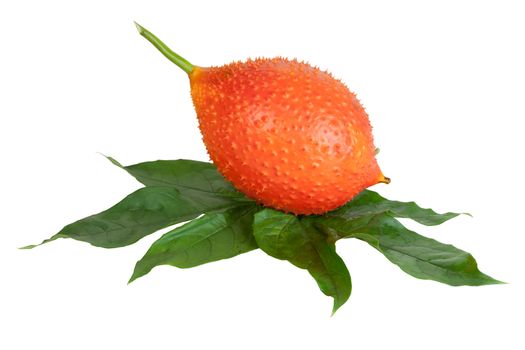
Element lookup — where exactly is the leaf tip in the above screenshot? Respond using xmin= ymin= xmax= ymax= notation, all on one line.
xmin=330 ymin=306 xmax=339 ymax=317
xmin=128 ymin=270 xmax=145 ymax=285
xmin=128 ymin=262 xmax=150 ymax=284
xmin=100 ymin=153 xmax=124 ymax=168
xmin=134 ymin=21 xmax=145 ymax=34
xmin=330 ymin=298 xmax=346 ymax=317
xmin=19 ymin=235 xmax=61 ymax=250
xmin=128 ymin=270 xmax=142 ymax=284
xmin=481 ymin=275 xmax=507 ymax=285
xmin=493 ymin=279 xmax=507 ymax=285
xmin=18 ymin=244 xmax=37 ymax=250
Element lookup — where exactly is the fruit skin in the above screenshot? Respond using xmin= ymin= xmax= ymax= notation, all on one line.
xmin=189 ymin=58 xmax=385 ymax=215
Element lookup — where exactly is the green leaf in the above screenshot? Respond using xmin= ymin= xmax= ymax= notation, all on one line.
xmin=105 ymin=156 xmax=251 ymax=202
xmin=129 ymin=204 xmax=258 ymax=283
xmin=324 ymin=190 xmax=465 ymax=226
xmin=24 ymin=186 xmax=247 ymax=249
xmin=253 ymin=209 xmax=352 ymax=314
xmin=316 ymin=213 xmax=502 ymax=286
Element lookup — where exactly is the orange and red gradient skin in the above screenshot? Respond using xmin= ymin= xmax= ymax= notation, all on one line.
xmin=190 ymin=58 xmax=385 ymax=215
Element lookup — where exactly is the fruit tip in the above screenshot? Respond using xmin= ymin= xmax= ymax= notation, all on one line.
xmin=378 ymin=174 xmax=391 ymax=184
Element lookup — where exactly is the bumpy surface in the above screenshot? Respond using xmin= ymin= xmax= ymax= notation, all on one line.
xmin=189 ymin=58 xmax=385 ymax=214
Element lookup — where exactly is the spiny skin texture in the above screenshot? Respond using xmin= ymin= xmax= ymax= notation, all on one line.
xmin=189 ymin=58 xmax=385 ymax=215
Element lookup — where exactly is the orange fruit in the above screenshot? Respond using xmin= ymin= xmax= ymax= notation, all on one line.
xmin=136 ymin=23 xmax=389 ymax=214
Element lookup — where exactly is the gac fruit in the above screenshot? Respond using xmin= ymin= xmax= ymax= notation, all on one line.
xmin=136 ymin=23 xmax=389 ymax=215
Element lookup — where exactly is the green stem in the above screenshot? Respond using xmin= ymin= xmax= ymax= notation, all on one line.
xmin=134 ymin=22 xmax=194 ymax=74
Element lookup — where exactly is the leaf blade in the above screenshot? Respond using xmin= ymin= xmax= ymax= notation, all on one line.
xmin=129 ymin=204 xmax=259 ymax=282
xmin=308 ymin=241 xmax=352 ymax=315
xmin=26 ymin=186 xmax=247 ymax=249
xmin=105 ymin=156 xmax=252 ymax=202
xmin=317 ymin=213 xmax=501 ymax=286
xmin=253 ymin=209 xmax=352 ymax=314
xmin=327 ymin=190 xmax=464 ymax=226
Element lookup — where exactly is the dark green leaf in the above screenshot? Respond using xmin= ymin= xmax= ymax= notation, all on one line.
xmin=23 ymin=186 xmax=247 ymax=249
xmin=316 ymin=213 xmax=501 ymax=286
xmin=253 ymin=209 xmax=351 ymax=314
xmin=105 ymin=156 xmax=251 ymax=203
xmin=129 ymin=204 xmax=258 ymax=282
xmin=324 ymin=190 xmax=465 ymax=226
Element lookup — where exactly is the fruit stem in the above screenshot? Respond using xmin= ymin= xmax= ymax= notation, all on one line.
xmin=134 ymin=22 xmax=194 ymax=74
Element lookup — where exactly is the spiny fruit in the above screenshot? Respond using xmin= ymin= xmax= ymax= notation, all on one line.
xmin=136 ymin=23 xmax=389 ymax=215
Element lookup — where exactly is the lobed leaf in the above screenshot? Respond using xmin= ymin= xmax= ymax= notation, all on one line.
xmin=325 ymin=190 xmax=465 ymax=226
xmin=129 ymin=204 xmax=259 ymax=282
xmin=105 ymin=156 xmax=251 ymax=202
xmin=23 ymin=186 xmax=247 ymax=249
xmin=315 ymin=213 xmax=501 ymax=286
xmin=253 ymin=209 xmax=352 ymax=314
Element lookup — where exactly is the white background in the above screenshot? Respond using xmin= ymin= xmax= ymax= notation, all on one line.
xmin=1 ymin=1 xmax=524 ymax=349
